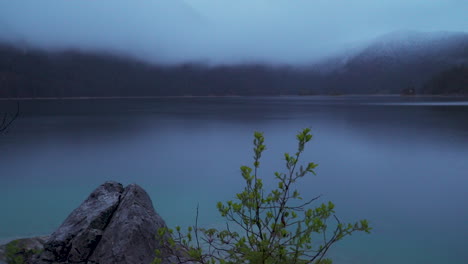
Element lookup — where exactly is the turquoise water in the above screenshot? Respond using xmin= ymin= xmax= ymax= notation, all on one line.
xmin=1 ymin=96 xmax=467 ymax=263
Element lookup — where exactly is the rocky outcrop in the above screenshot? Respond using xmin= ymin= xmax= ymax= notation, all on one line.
xmin=0 ymin=181 xmax=178 ymax=264
xmin=87 ymin=184 xmax=169 ymax=264
xmin=39 ymin=181 xmax=124 ymax=263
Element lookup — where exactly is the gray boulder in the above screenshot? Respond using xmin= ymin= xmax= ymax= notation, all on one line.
xmin=88 ymin=184 xmax=169 ymax=264
xmin=39 ymin=181 xmax=124 ymax=263
xmin=3 ymin=182 xmax=179 ymax=264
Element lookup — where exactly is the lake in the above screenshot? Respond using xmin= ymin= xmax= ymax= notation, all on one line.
xmin=1 ymin=96 xmax=467 ymax=264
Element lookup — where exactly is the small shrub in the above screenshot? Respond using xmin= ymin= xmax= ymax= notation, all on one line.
xmin=155 ymin=128 xmax=371 ymax=264
xmin=4 ymin=239 xmax=43 ymax=264
xmin=5 ymin=240 xmax=25 ymax=264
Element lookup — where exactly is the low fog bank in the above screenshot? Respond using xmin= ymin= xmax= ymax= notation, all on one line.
xmin=1 ymin=0 xmax=467 ymax=65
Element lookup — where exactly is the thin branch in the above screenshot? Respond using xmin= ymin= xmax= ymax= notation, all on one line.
xmin=259 ymin=194 xmax=322 ymax=211
xmin=0 ymin=101 xmax=19 ymax=132
xmin=1 ymin=113 xmax=6 ymax=128
xmin=195 ymin=203 xmax=201 ymax=250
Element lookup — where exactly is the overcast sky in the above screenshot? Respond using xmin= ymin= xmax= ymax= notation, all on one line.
xmin=0 ymin=0 xmax=467 ymax=65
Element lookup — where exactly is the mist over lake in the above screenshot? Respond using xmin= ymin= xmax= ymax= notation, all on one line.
xmin=1 ymin=96 xmax=467 ymax=264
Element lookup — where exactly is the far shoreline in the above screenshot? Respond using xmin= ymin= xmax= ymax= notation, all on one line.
xmin=0 ymin=94 xmax=467 ymax=101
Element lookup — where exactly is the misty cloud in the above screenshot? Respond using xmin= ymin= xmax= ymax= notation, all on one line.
xmin=0 ymin=0 xmax=467 ymax=65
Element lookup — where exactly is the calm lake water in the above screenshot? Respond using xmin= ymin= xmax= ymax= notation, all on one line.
xmin=1 ymin=96 xmax=467 ymax=264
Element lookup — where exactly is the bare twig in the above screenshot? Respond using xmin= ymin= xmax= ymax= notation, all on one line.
xmin=195 ymin=203 xmax=201 ymax=250
xmin=0 ymin=101 xmax=19 ymax=132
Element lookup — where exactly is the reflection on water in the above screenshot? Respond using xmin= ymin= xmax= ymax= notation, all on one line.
xmin=0 ymin=96 xmax=467 ymax=264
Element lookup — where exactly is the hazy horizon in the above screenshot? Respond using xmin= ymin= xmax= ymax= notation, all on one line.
xmin=1 ymin=0 xmax=467 ymax=65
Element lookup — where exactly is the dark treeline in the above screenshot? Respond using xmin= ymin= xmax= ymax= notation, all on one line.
xmin=1 ymin=32 xmax=467 ymax=97
xmin=421 ymin=65 xmax=468 ymax=95
xmin=0 ymin=44 xmax=325 ymax=97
